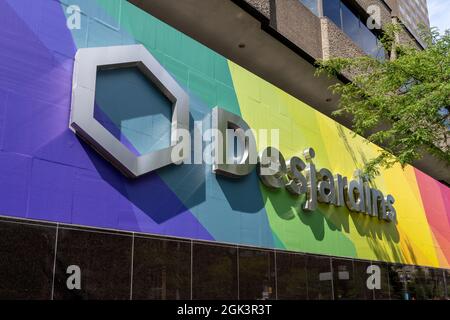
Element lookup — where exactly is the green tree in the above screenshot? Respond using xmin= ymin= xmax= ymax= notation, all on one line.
xmin=316 ymin=25 xmax=450 ymax=178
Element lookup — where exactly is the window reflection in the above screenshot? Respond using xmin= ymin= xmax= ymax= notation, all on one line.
xmin=276 ymin=252 xmax=308 ymax=300
xmin=353 ymin=260 xmax=375 ymax=300
xmin=323 ymin=0 xmax=386 ymax=59
xmin=53 ymin=228 xmax=132 ymax=300
xmin=192 ymin=243 xmax=238 ymax=300
xmin=427 ymin=268 xmax=446 ymax=300
xmin=404 ymin=267 xmax=446 ymax=300
xmin=4 ymin=218 xmax=450 ymax=301
xmin=388 ymin=264 xmax=408 ymax=300
xmin=406 ymin=266 xmax=431 ymax=300
xmin=239 ymin=248 xmax=275 ymax=300
xmin=306 ymin=255 xmax=333 ymax=300
xmin=332 ymin=258 xmax=354 ymax=300
xmin=445 ymin=270 xmax=450 ymax=300
xmin=132 ymin=237 xmax=191 ymax=300
xmin=385 ymin=265 xmax=448 ymax=300
xmin=371 ymin=263 xmax=391 ymax=300
xmin=299 ymin=0 xmax=319 ymax=16
xmin=342 ymin=3 xmax=360 ymax=41
xmin=323 ymin=0 xmax=342 ymax=28
xmin=332 ymin=258 xmax=373 ymax=300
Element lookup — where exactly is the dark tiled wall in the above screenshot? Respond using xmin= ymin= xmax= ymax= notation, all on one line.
xmin=0 ymin=216 xmax=448 ymax=300
xmin=53 ymin=228 xmax=133 ymax=300
xmin=0 ymin=220 xmax=55 ymax=300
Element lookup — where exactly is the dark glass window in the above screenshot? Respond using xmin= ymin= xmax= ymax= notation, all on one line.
xmin=353 ymin=260 xmax=375 ymax=300
xmin=387 ymin=264 xmax=407 ymax=300
xmin=306 ymin=255 xmax=333 ymax=300
xmin=389 ymin=265 xmax=444 ymax=300
xmin=407 ymin=267 xmax=446 ymax=300
xmin=372 ymin=263 xmax=391 ymax=300
xmin=428 ymin=269 xmax=446 ymax=300
xmin=401 ymin=266 xmax=423 ymax=300
xmin=332 ymin=258 xmax=372 ymax=300
xmin=132 ymin=237 xmax=191 ymax=300
xmin=192 ymin=243 xmax=238 ymax=300
xmin=341 ymin=3 xmax=360 ymax=42
xmin=53 ymin=228 xmax=133 ymax=300
xmin=0 ymin=220 xmax=56 ymax=299
xmin=378 ymin=265 xmax=446 ymax=300
xmin=444 ymin=270 xmax=450 ymax=299
xmin=323 ymin=0 xmax=342 ymax=28
xmin=332 ymin=258 xmax=354 ymax=300
xmin=239 ymin=248 xmax=276 ymax=300
xmin=276 ymin=252 xmax=308 ymax=300
xmin=359 ymin=25 xmax=385 ymax=60
xmin=323 ymin=0 xmax=385 ymax=59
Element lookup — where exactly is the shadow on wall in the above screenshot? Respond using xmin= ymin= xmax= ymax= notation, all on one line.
xmin=79 ymin=69 xmax=402 ymax=262
xmin=216 ymin=173 xmax=269 ymax=214
xmin=81 ymin=64 xmax=269 ymax=225
xmin=335 ymin=120 xmax=405 ymax=262
xmin=80 ymin=112 xmax=206 ymax=225
xmin=81 ymin=114 xmax=268 ymax=226
xmin=79 ymin=65 xmax=204 ymax=224
xmin=260 ymin=124 xmax=401 ymax=260
xmin=262 ymin=186 xmax=399 ymax=240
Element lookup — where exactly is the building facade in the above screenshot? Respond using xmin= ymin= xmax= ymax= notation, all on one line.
xmin=0 ymin=0 xmax=449 ymax=300
xmin=397 ymin=0 xmax=430 ymax=44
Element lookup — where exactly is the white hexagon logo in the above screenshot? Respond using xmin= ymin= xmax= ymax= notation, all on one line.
xmin=69 ymin=45 xmax=189 ymax=178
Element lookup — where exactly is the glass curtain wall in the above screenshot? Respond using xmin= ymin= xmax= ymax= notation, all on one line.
xmin=1 ymin=218 xmax=449 ymax=300
xmin=322 ymin=0 xmax=386 ymax=59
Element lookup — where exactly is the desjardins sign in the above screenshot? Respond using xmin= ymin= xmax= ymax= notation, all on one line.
xmin=69 ymin=45 xmax=397 ymax=224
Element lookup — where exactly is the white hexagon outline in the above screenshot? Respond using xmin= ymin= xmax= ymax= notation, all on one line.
xmin=69 ymin=44 xmax=189 ymax=178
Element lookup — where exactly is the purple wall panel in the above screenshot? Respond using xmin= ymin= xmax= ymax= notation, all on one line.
xmin=0 ymin=153 xmax=32 ymax=218
xmin=0 ymin=0 xmax=214 ymax=242
xmin=28 ymin=159 xmax=75 ymax=223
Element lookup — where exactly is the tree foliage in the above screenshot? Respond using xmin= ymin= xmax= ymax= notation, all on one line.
xmin=316 ymin=25 xmax=450 ymax=178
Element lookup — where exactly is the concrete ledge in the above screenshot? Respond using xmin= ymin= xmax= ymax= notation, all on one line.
xmin=242 ymin=0 xmax=271 ymax=19
xmin=320 ymin=17 xmax=366 ymax=60
xmin=274 ymin=0 xmax=323 ymax=60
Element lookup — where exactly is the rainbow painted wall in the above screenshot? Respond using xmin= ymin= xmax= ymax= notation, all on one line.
xmin=0 ymin=0 xmax=449 ymax=269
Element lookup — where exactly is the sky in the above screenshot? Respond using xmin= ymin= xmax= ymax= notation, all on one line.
xmin=427 ymin=0 xmax=450 ymax=33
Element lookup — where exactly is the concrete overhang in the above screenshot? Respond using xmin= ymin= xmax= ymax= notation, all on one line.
xmin=128 ymin=0 xmax=450 ymax=185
